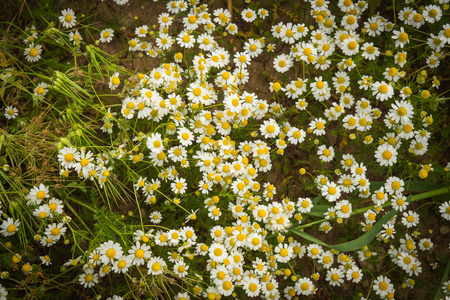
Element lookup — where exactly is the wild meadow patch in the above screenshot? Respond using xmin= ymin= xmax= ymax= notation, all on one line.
xmin=0 ymin=0 xmax=449 ymax=299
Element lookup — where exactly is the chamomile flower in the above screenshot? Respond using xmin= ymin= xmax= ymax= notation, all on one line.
xmin=79 ymin=269 xmax=98 ymax=288
xmin=173 ymin=261 xmax=189 ymax=278
xmin=274 ymin=243 xmax=294 ymax=263
xmin=59 ymin=8 xmax=76 ymax=28
xmin=401 ymin=210 xmax=419 ymax=228
xmin=375 ymin=143 xmax=398 ymax=166
xmin=242 ymin=276 xmax=261 ymax=297
xmin=327 ymin=268 xmax=344 ymax=286
xmin=158 ymin=13 xmax=173 ymax=28
xmin=99 ymin=28 xmax=114 ymax=43
xmin=147 ymin=256 xmax=166 ymax=275
xmin=380 ymin=223 xmax=396 ymax=240
xmin=44 ymin=222 xmax=67 ymax=240
xmin=112 ymin=256 xmax=133 ymax=274
xmin=309 ymin=118 xmax=327 ymax=136
xmin=260 ymin=119 xmax=280 ymax=139
xmin=389 ymin=100 xmax=414 ymax=124
xmin=439 ymin=201 xmax=450 ymax=221
xmin=4 ymin=106 xmax=18 ymax=119
xmin=156 ymin=32 xmax=173 ymax=50
xmin=372 ymin=81 xmax=394 ymax=101
xmin=341 ymin=37 xmax=359 ymax=56
xmin=321 ymin=181 xmax=341 ymax=202
xmin=318 ymin=145 xmax=335 ymax=162
xmin=149 ymin=211 xmax=163 ymax=224
xmin=109 ymin=72 xmax=121 ymax=91
xmin=24 ymin=43 xmax=42 ymax=62
xmin=135 ymin=25 xmax=148 ymax=38
xmin=209 ymin=243 xmax=227 ymax=263
xmin=98 ymin=240 xmax=123 ymax=265
xmin=392 ymin=27 xmax=410 ymax=48
xmin=0 ymin=218 xmax=20 ymax=237
xmin=335 ymin=200 xmax=352 ymax=219
xmin=27 ymin=183 xmax=50 ymax=205
xmin=58 ymin=147 xmax=80 ymax=169
xmin=242 ymin=8 xmax=257 ymax=22
xmin=391 ymin=194 xmax=408 ymax=212
xmin=274 ymin=54 xmax=293 ymax=73
xmin=385 ymin=176 xmax=404 ymax=195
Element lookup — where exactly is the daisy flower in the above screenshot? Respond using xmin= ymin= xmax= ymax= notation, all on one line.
xmin=135 ymin=25 xmax=148 ymax=38
xmin=321 ymin=182 xmax=341 ymax=202
xmin=58 ymin=147 xmax=80 ymax=169
xmin=156 ymin=32 xmax=173 ymax=50
xmin=99 ymin=28 xmax=114 ymax=43
xmin=112 ymin=256 xmax=133 ymax=274
xmin=260 ymin=119 xmax=280 ymax=139
xmin=373 ymin=275 xmax=394 ymax=297
xmin=392 ymin=27 xmax=409 ymax=48
xmin=98 ymin=240 xmax=123 ymax=265
xmin=242 ymin=8 xmax=257 ymax=22
xmin=171 ymin=177 xmax=187 ymax=194
xmin=274 ymin=243 xmax=294 ymax=263
xmin=295 ymin=277 xmax=315 ymax=295
xmin=371 ymin=81 xmax=394 ymax=101
xmin=317 ymin=145 xmax=334 ymax=162
xmin=24 ymin=43 xmax=42 ymax=62
xmin=44 ymin=222 xmax=67 ymax=240
xmin=309 ymin=118 xmax=326 ymax=136
xmin=389 ymin=100 xmax=414 ymax=124
xmin=34 ymin=82 xmax=49 ymax=98
xmin=69 ymin=30 xmax=82 ymax=45
xmin=59 ymin=8 xmax=76 ymax=28
xmin=0 ymin=217 xmax=20 ymax=237
xmin=273 ymin=54 xmax=293 ymax=73
xmin=209 ymin=243 xmax=227 ymax=263
xmin=439 ymin=201 xmax=450 ymax=221
xmin=375 ymin=143 xmax=398 ymax=166
xmin=79 ymin=269 xmax=98 ymax=288
xmin=27 ymin=183 xmax=50 ymax=205
xmin=4 ymin=106 xmax=18 ymax=119
xmin=177 ymin=127 xmax=194 ymax=147
xmin=326 ymin=268 xmax=344 ymax=286
xmin=109 ymin=72 xmax=121 ymax=90
xmin=242 ymin=276 xmax=261 ymax=298
xmin=401 ymin=210 xmax=419 ymax=228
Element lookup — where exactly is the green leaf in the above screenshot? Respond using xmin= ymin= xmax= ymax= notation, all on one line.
xmin=434 ymin=259 xmax=450 ymax=300
xmin=307 ymin=205 xmax=329 ymax=217
xmin=370 ymin=181 xmax=448 ymax=192
xmin=290 ymin=187 xmax=450 ymax=252
xmin=312 ymin=195 xmax=321 ymax=204
xmin=290 ymin=209 xmax=397 ymax=252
